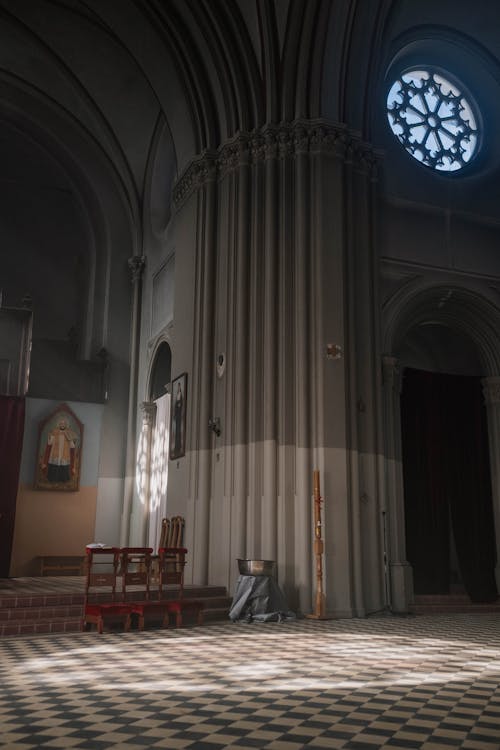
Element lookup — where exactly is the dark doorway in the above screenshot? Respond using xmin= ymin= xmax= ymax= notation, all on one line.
xmin=401 ymin=368 xmax=497 ymax=602
xmin=149 ymin=342 xmax=172 ymax=401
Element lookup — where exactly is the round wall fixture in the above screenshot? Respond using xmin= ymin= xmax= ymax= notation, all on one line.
xmin=386 ymin=69 xmax=480 ymax=173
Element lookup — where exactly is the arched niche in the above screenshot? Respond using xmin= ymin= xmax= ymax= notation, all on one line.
xmin=144 ymin=116 xmax=177 ymax=238
xmin=382 ymin=281 xmax=500 ymax=612
xmin=0 ymin=77 xmax=139 ymax=402
xmin=135 ymin=339 xmax=173 ymax=550
xmin=149 ymin=341 xmax=172 ymax=401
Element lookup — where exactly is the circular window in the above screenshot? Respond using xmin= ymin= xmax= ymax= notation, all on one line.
xmin=386 ymin=69 xmax=479 ymax=172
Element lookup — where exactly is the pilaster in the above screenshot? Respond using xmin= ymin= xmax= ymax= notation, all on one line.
xmin=120 ymin=254 xmax=146 ymax=546
xmin=482 ymin=376 xmax=500 ymax=590
xmin=382 ymin=355 xmax=413 ymax=612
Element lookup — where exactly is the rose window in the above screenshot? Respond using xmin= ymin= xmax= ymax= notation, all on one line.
xmin=386 ymin=69 xmax=479 ymax=172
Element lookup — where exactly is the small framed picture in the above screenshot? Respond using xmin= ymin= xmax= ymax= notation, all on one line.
xmin=35 ymin=404 xmax=83 ymax=491
xmin=170 ymin=373 xmax=187 ymax=460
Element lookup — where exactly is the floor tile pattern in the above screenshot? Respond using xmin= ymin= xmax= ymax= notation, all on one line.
xmin=1 ymin=614 xmax=500 ymax=749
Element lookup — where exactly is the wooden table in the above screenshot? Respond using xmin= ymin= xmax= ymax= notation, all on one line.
xmin=37 ymin=555 xmax=85 ymax=576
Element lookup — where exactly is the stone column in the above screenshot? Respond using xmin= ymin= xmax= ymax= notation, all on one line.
xmin=293 ymin=126 xmax=313 ymax=612
xmin=482 ymin=376 xmax=500 ymax=590
xmin=382 ymin=355 xmax=413 ymax=612
xmin=190 ymin=160 xmax=217 ymax=585
xmin=261 ymin=127 xmax=279 ymax=563
xmin=120 ymin=254 xmax=145 ymax=546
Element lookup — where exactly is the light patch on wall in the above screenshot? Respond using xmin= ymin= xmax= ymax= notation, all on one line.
xmin=135 ymin=420 xmax=149 ymax=505
xmin=149 ymin=395 xmax=169 ymax=513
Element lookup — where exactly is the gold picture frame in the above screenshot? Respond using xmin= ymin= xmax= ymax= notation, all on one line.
xmin=34 ymin=403 xmax=83 ymax=491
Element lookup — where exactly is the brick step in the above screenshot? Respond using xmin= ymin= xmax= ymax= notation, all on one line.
xmin=0 ymin=587 xmax=232 ymax=637
xmin=0 ymin=585 xmax=228 ymax=610
xmin=0 ymin=603 xmax=231 ymax=637
xmin=0 ymin=603 xmax=83 ymax=622
xmin=1 ymin=617 xmax=83 ymax=637
xmin=0 ymin=593 xmax=85 ymax=609
xmin=123 ymin=585 xmax=229 ymax=603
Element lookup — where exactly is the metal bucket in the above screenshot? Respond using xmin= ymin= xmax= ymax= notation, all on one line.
xmin=237 ymin=559 xmax=275 ymax=576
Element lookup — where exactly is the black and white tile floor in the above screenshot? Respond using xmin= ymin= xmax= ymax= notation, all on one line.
xmin=1 ymin=614 xmax=500 ymax=749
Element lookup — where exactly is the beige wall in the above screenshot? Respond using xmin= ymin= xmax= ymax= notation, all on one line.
xmin=10 ymin=484 xmax=97 ymax=577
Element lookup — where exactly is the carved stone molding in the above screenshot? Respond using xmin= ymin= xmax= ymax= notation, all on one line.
xmin=173 ymin=120 xmax=380 ymax=210
xmin=382 ymin=355 xmax=402 ymax=392
xmin=482 ymin=377 xmax=500 ymax=406
xmin=172 ymin=153 xmax=217 ymax=206
xmin=128 ymin=255 xmax=146 ymax=284
xmin=140 ymin=401 xmax=157 ymax=426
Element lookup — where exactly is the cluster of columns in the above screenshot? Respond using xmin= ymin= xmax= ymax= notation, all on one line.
xmin=169 ymin=119 xmax=386 ymax=615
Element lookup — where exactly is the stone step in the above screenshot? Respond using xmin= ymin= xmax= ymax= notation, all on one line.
xmin=412 ymin=594 xmax=500 ymax=615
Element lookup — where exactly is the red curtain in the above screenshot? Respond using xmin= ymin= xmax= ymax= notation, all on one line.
xmin=0 ymin=395 xmax=25 ymax=577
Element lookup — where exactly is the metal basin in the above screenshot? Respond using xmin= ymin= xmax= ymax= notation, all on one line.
xmin=237 ymin=559 xmax=275 ymax=576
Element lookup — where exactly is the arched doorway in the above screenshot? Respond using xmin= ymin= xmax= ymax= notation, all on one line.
xmin=382 ymin=283 xmax=500 ymax=612
xmin=141 ymin=341 xmax=172 ymax=551
xmin=399 ymin=324 xmax=497 ymax=602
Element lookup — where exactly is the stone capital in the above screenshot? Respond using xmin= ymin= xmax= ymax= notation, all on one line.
xmin=172 ymin=120 xmax=380 ymax=210
xmin=482 ymin=376 xmax=500 ymax=406
xmin=128 ymin=255 xmax=146 ymax=284
xmin=140 ymin=401 xmax=157 ymax=425
xmin=382 ymin=355 xmax=401 ymax=392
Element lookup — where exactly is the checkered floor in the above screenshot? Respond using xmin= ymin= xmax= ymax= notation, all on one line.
xmin=1 ymin=614 xmax=500 ymax=749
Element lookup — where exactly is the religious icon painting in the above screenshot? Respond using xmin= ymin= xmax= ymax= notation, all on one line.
xmin=34 ymin=403 xmax=83 ymax=491
xmin=169 ymin=372 xmax=187 ymax=460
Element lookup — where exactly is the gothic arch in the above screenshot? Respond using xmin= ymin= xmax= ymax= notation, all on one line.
xmin=382 ymin=279 xmax=500 ymax=612
xmin=147 ymin=338 xmax=173 ymax=402
xmin=0 ymin=77 xmax=139 ymax=359
xmin=383 ymin=280 xmax=500 ymax=375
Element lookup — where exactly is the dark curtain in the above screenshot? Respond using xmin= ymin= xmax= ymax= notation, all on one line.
xmin=401 ymin=369 xmax=497 ymax=602
xmin=401 ymin=370 xmax=450 ymax=594
xmin=0 ymin=395 xmax=25 ymax=577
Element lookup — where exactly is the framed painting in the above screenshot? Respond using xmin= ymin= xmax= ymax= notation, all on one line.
xmin=34 ymin=403 xmax=83 ymax=491
xmin=170 ymin=372 xmax=187 ymax=460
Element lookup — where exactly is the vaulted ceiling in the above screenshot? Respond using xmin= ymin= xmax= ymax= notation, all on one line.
xmin=2 ymin=0 xmax=500 ymax=351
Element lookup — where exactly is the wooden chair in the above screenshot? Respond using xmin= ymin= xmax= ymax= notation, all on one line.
xmin=158 ymin=546 xmax=204 ymax=627
xmin=82 ymin=547 xmax=133 ymax=633
xmin=128 ymin=546 xmax=188 ymax=630
xmin=130 ymin=546 xmax=203 ymax=629
xmin=120 ymin=547 xmax=153 ymax=600
xmin=166 ymin=516 xmax=185 ymax=547
xmin=150 ymin=516 xmax=185 ymax=582
xmin=120 ymin=547 xmax=165 ymax=630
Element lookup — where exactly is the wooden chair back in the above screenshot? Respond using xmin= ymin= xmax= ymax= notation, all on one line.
xmin=84 ymin=547 xmax=121 ymax=602
xmin=157 ymin=547 xmax=187 ymax=597
xmin=120 ymin=547 xmax=153 ymax=600
xmin=158 ymin=516 xmax=185 ymax=550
